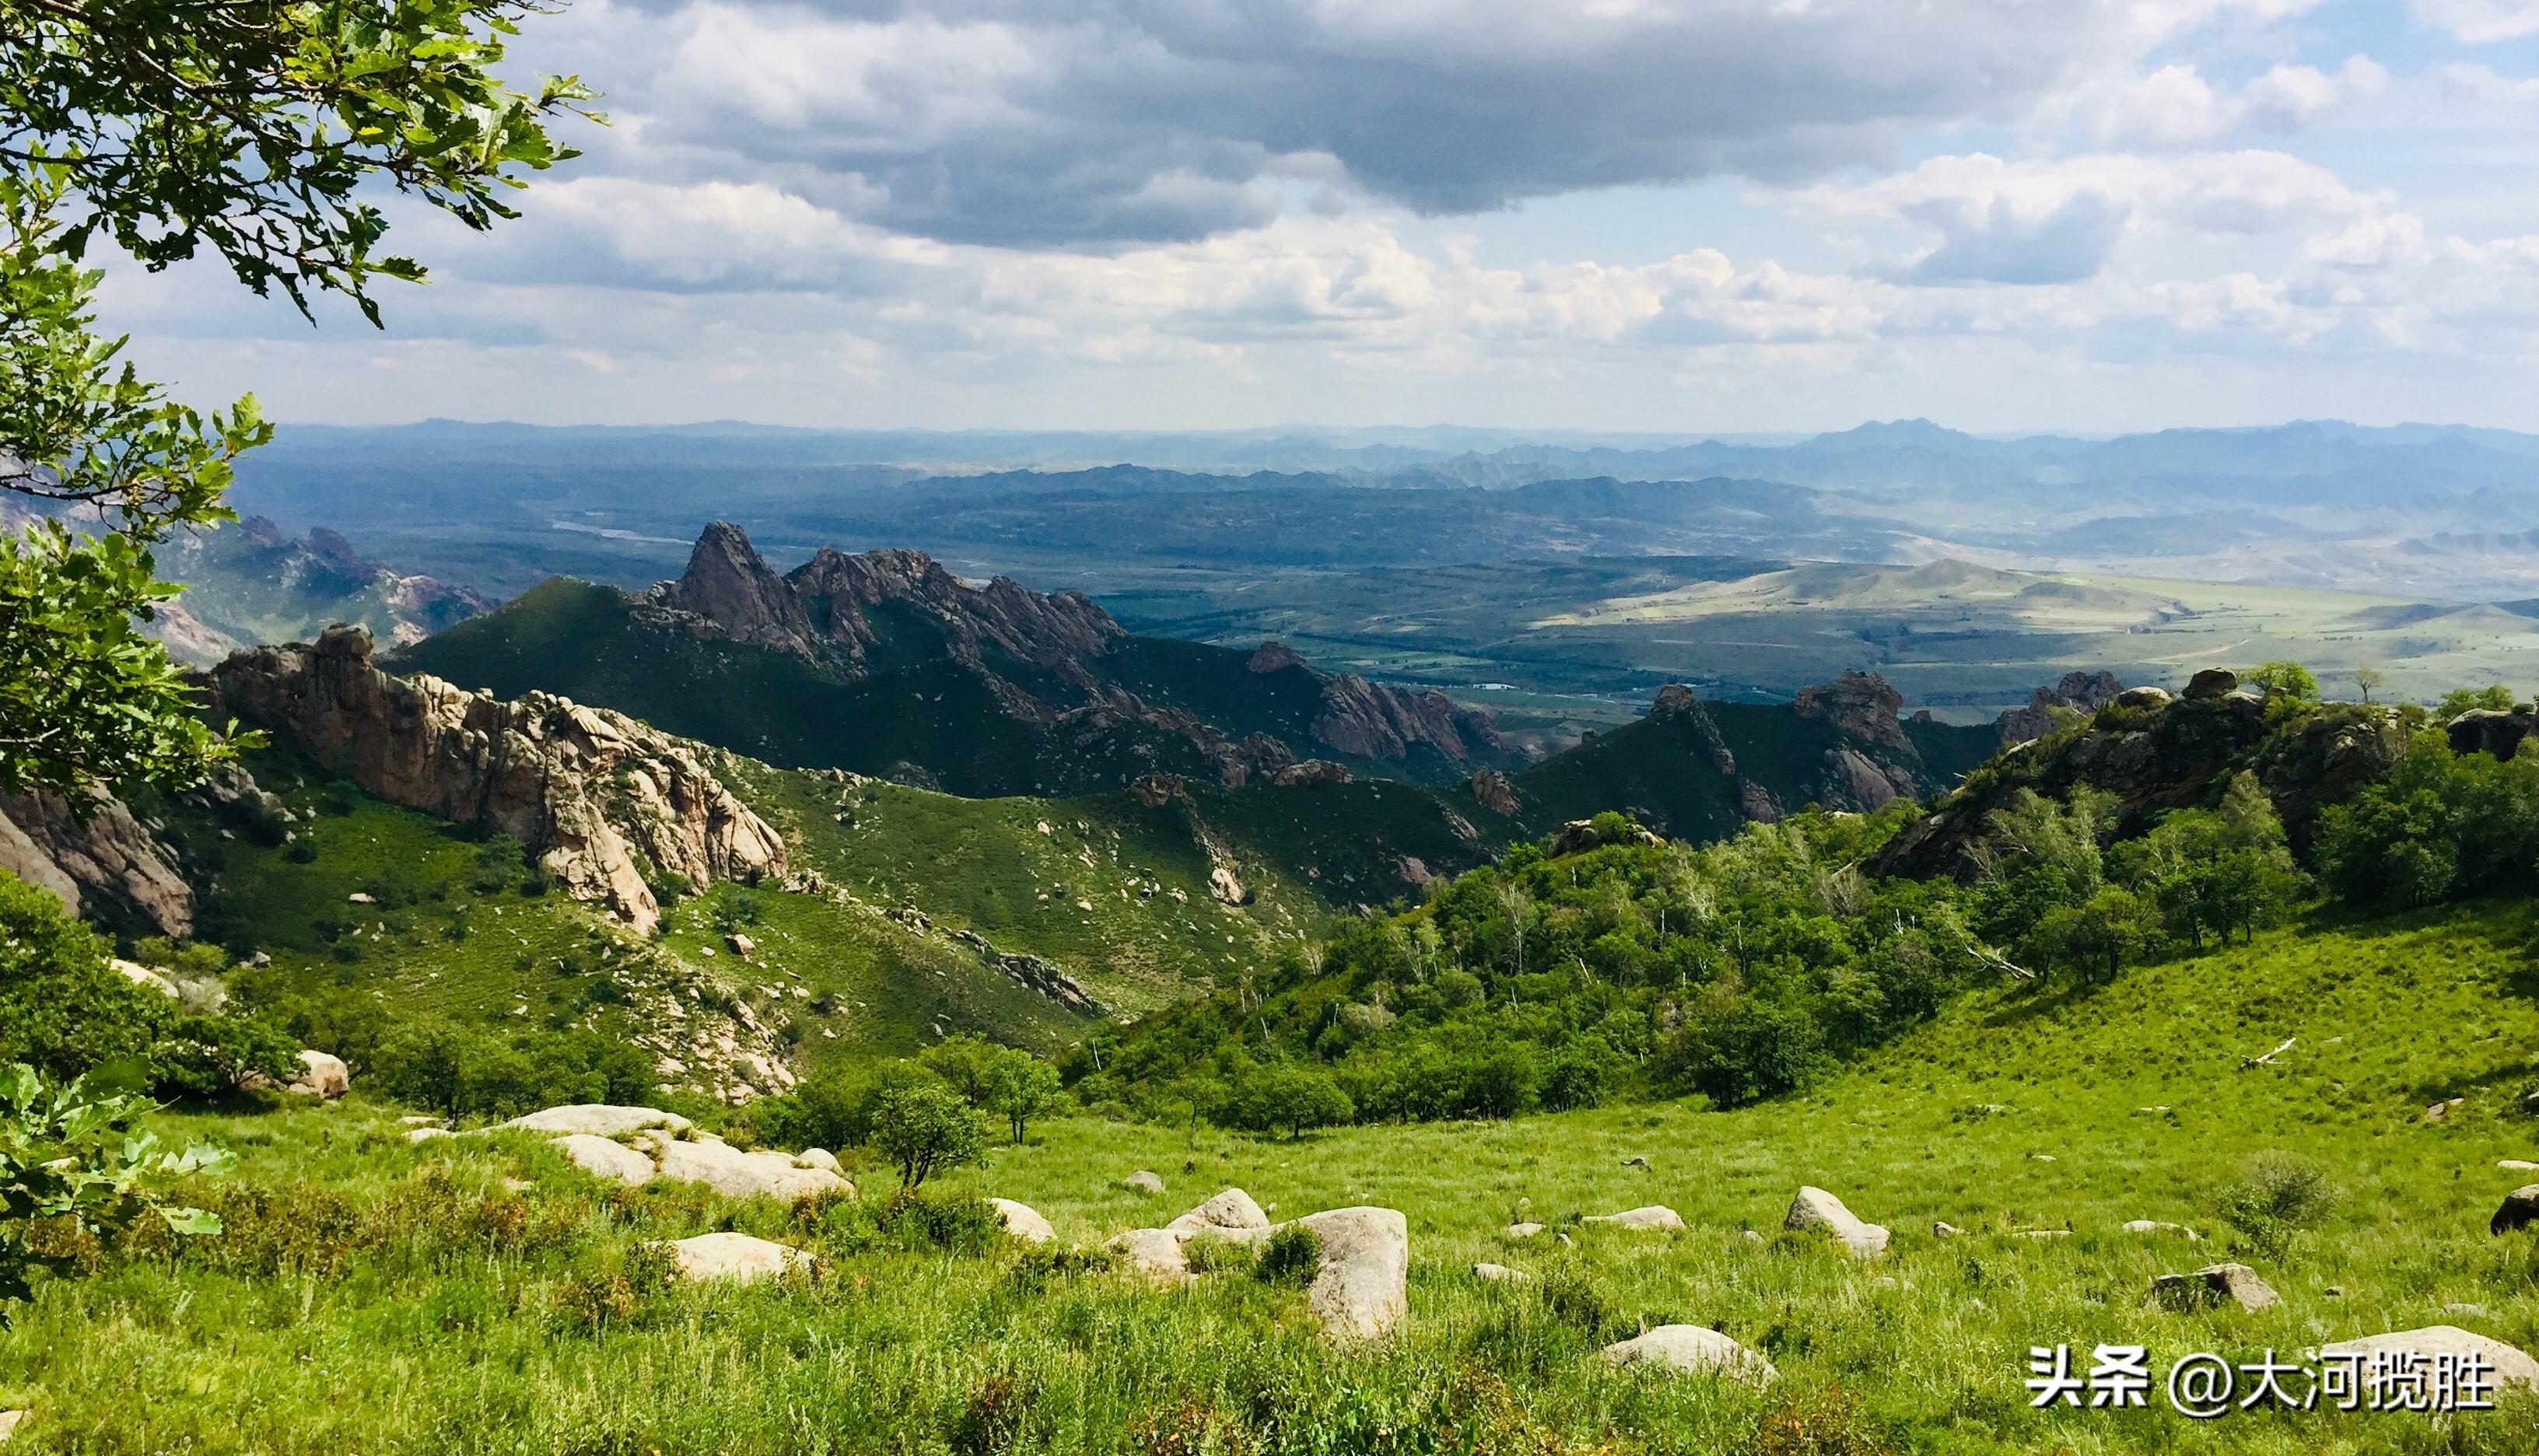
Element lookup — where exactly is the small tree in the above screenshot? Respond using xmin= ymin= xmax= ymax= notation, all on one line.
xmin=2041 ymin=885 xmax=2155 ymax=983
xmin=1229 ymin=1064 xmax=1354 ymax=1139
xmin=988 ymin=1055 xmax=1063 ymax=1145
xmin=2245 ymin=662 xmax=2320 ymax=701
xmin=2352 ymin=667 xmax=2384 ymax=705
xmin=0 ymin=1063 xmax=232 ymax=1317
xmin=870 ymin=1066 xmax=986 ymax=1188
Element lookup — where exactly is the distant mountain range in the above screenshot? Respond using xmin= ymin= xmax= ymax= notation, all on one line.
xmin=219 ymin=418 xmax=2539 ymax=606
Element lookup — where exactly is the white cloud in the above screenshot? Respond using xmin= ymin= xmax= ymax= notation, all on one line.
xmin=2075 ymin=57 xmax=2386 ymax=145
xmin=2412 ymin=0 xmax=2539 ymax=43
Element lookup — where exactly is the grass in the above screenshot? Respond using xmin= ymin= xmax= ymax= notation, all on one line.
xmin=9 ymin=896 xmax=2538 ymax=1452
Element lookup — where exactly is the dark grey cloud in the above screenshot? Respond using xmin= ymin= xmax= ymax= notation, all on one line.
xmin=529 ymin=0 xmax=2240 ymax=248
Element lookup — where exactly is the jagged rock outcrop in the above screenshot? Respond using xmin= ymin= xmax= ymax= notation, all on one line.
xmin=1869 ymin=688 xmax=2407 ymax=880
xmin=949 ymin=929 xmax=1108 ymax=1016
xmin=1469 ymin=768 xmax=1520 ymax=817
xmin=1247 ymin=641 xmax=1308 ymax=674
xmin=1996 ymin=670 xmax=2126 ymax=746
xmin=0 ymin=789 xmax=193 ymax=936
xmin=205 ymin=625 xmax=783 ymax=935
xmin=654 ymin=521 xmax=817 ymax=653
xmin=1796 ymin=670 xmax=1914 ymax=754
xmin=2450 ymin=706 xmax=2535 ymax=761
xmin=1308 ymin=673 xmax=1504 ymax=764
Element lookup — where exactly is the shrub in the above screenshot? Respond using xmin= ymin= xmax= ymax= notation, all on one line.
xmin=1539 ymin=1036 xmax=1623 ymax=1111
xmin=1665 ymin=994 xmax=1826 ymax=1108
xmin=371 ymin=1020 xmax=657 ymax=1119
xmin=1222 ymin=1063 xmax=1354 ymax=1139
xmin=874 ymin=1185 xmax=1005 ymax=1253
xmin=2216 ymin=1152 xmax=2338 ymax=1259
xmin=1254 ymin=1224 xmax=1321 ymax=1286
xmin=0 ymin=1063 xmax=233 ymax=1318
xmin=1181 ymin=1234 xmax=1258 ymax=1276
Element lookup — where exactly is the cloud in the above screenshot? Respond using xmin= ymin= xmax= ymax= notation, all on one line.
xmin=2072 ymin=57 xmax=2387 ymax=145
xmin=2412 ymin=0 xmax=2539 ymax=43
xmin=1778 ymin=151 xmax=2381 ymax=285
xmin=518 ymin=0 xmax=2338 ymax=248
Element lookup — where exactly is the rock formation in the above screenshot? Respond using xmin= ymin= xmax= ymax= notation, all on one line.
xmin=0 ymin=789 xmax=193 ymax=936
xmin=2153 ymin=1262 xmax=2278 ymax=1312
xmin=1996 ymin=670 xmax=2126 ymax=746
xmin=1784 ymin=1185 xmax=1889 ymax=1258
xmin=2449 ymin=706 xmax=2535 ymax=761
xmin=1602 ymin=1325 xmax=1776 ymax=1382
xmin=205 ymin=625 xmax=783 ymax=935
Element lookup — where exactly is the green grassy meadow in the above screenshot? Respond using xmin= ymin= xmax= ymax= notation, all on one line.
xmin=11 ymin=897 xmax=2537 ymax=1453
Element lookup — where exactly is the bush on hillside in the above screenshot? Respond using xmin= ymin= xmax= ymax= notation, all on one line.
xmin=2216 ymin=1152 xmax=2339 ymax=1259
xmin=1220 ymin=1062 xmax=1354 ymax=1139
xmin=370 ymin=1020 xmax=655 ymax=1119
xmin=2317 ymin=731 xmax=2539 ymax=909
xmin=0 ymin=874 xmax=296 ymax=1100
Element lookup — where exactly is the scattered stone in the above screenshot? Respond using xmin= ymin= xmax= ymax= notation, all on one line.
xmin=1504 ymin=1222 xmax=1546 ymax=1239
xmin=498 ymin=1104 xmax=694 ymax=1139
xmin=1601 ymin=1325 xmax=1776 ymax=1383
xmin=2501 ymin=1160 xmax=2539 ymax=1171
xmin=1110 ymin=1227 xmax=1189 ymax=1279
xmin=1472 ymin=1262 xmax=1527 ymax=1283
xmin=991 ymin=1198 xmax=1056 ymax=1243
xmin=2027 ymin=1152 xmax=2056 ymax=1162
xmin=2425 ymin=1097 xmax=2465 ymax=1123
xmin=1931 ymin=1222 xmax=1960 ymax=1238
xmin=1292 ymin=1206 xmax=1409 ymax=1343
xmin=2319 ymin=1328 xmax=2539 ymax=1394
xmin=663 ymin=1231 xmax=812 ymax=1284
xmin=1784 ymin=1186 xmax=1889 ymax=1258
xmin=1741 ymin=1229 xmax=1767 ymax=1244
xmin=795 ymin=1147 xmax=842 ymax=1174
xmin=0 ymin=1410 xmax=23 ymax=1443
xmin=1123 ymin=1170 xmax=1166 ymax=1195
xmin=1620 ymin=1155 xmax=1649 ymax=1168
xmin=287 ymin=1049 xmax=351 ymax=1099
xmin=1585 ymin=1206 xmax=1685 ymax=1231
xmin=2124 ymin=1220 xmax=2200 ymax=1240
xmin=2325 ymin=1286 xmax=2345 ymax=1299
xmin=2494 ymin=1185 xmax=2539 ymax=1237
xmin=643 ymin=1132 xmax=853 ymax=1202
xmin=1166 ymin=1188 xmax=1270 ymax=1237
xmin=727 ymin=933 xmax=756 ymax=957
xmin=2154 ymin=1262 xmax=2278 ymax=1312
xmin=2015 ymin=1229 xmax=2071 ymax=1240
xmin=347 ymin=891 xmax=376 ymax=905
xmin=556 ymin=1132 xmax=656 ymax=1186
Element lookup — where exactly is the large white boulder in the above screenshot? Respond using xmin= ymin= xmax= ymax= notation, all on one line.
xmin=795 ymin=1148 xmax=842 ymax=1174
xmin=1123 ymin=1170 xmax=1166 ymax=1195
xmin=993 ymin=1198 xmax=1056 ymax=1243
xmin=499 ymin=1104 xmax=693 ymax=1139
xmin=1585 ymin=1206 xmax=1684 ymax=1231
xmin=643 ymin=1132 xmax=852 ymax=1202
xmin=1166 ymin=1188 xmax=1271 ymax=1238
xmin=662 ymin=1231 xmax=812 ymax=1284
xmin=1292 ymin=1206 xmax=1408 ymax=1344
xmin=1784 ymin=1186 xmax=1889 ymax=1258
xmin=287 ymin=1049 xmax=351 ymax=1099
xmin=556 ymin=1132 xmax=657 ymax=1186
xmin=1109 ymin=1227 xmax=1189 ymax=1279
xmin=1602 ymin=1325 xmax=1776 ymax=1383
xmin=2320 ymin=1327 xmax=2539 ymax=1392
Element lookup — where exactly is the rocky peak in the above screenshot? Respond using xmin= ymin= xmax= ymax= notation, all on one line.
xmin=1794 ymin=670 xmax=1912 ymax=753
xmin=1310 ymin=674 xmax=1505 ymax=764
xmin=1996 ymin=670 xmax=2125 ymax=745
xmin=206 ymin=625 xmax=784 ymax=935
xmin=1648 ymin=684 xmax=1701 ymax=719
xmin=1248 ymin=641 xmax=1308 ymax=674
xmin=659 ymin=520 xmax=816 ymax=654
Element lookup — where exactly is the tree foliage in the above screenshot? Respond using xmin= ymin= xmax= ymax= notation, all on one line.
xmin=0 ymin=1061 xmax=232 ymax=1317
xmin=0 ymin=0 xmax=591 ymax=795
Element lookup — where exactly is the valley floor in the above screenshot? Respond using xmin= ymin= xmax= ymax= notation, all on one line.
xmin=9 ymin=901 xmax=2539 ymax=1454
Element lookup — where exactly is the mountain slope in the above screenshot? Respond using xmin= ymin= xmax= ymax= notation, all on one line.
xmin=395 ymin=523 xmax=1518 ymax=795
xmin=151 ymin=516 xmax=491 ymax=665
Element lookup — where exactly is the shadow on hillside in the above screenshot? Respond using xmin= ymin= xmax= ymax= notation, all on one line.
xmin=2401 ymin=1057 xmax=2537 ymax=1108
xmin=1978 ymin=976 xmax=2102 ymax=1029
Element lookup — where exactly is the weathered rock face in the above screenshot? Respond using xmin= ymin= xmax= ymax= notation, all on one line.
xmin=2449 ymin=707 xmax=2535 ymax=761
xmin=205 ymin=626 xmax=783 ymax=935
xmin=1292 ymin=1206 xmax=1409 ymax=1344
xmin=1784 ymin=1186 xmax=1889 ymax=1258
xmin=1308 ymin=673 xmax=1504 ymax=765
xmin=1997 ymin=670 xmax=2126 ymax=746
xmin=655 ymin=521 xmax=818 ymax=653
xmin=1270 ymin=759 xmax=1352 ymax=787
xmin=2184 ymin=668 xmax=2240 ymax=701
xmin=788 ymin=543 xmax=1121 ymax=684
xmin=1468 ymin=768 xmax=1521 ymax=817
xmin=0 ymin=789 xmax=193 ymax=936
xmin=1796 ymin=671 xmax=1913 ymax=754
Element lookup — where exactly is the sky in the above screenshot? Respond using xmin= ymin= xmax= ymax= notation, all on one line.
xmin=103 ymin=0 xmax=2539 ymax=435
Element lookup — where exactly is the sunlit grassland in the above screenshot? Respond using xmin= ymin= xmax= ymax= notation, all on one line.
xmin=5 ymin=900 xmax=2537 ymax=1453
